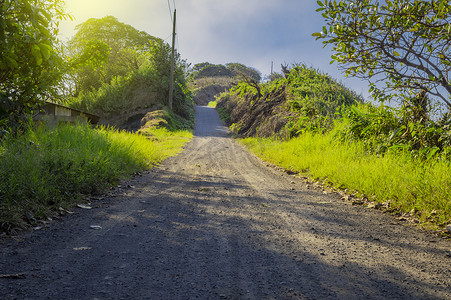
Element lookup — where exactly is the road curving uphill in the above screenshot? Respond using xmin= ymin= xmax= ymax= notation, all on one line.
xmin=1 ymin=106 xmax=450 ymax=299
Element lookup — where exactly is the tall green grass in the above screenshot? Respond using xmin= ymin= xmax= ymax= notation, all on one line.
xmin=0 ymin=123 xmax=192 ymax=230
xmin=241 ymin=132 xmax=451 ymax=226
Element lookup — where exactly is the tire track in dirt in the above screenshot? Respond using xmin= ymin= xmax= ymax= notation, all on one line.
xmin=1 ymin=106 xmax=450 ymax=299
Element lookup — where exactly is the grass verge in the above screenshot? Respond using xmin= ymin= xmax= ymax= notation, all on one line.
xmin=0 ymin=123 xmax=192 ymax=232
xmin=240 ymin=132 xmax=451 ymax=229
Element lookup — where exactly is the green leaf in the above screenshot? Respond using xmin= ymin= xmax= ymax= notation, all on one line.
xmin=351 ymin=105 xmax=361 ymax=116
xmin=312 ymin=32 xmax=322 ymax=37
xmin=388 ymin=127 xmax=402 ymax=141
xmin=426 ymin=147 xmax=440 ymax=161
xmin=5 ymin=56 xmax=18 ymax=69
xmin=317 ymin=1 xmax=324 ymax=6
xmin=393 ymin=51 xmax=400 ymax=56
xmin=39 ymin=43 xmax=52 ymax=60
xmin=37 ymin=24 xmax=50 ymax=38
xmin=39 ymin=9 xmax=52 ymax=22
xmin=31 ymin=44 xmax=43 ymax=65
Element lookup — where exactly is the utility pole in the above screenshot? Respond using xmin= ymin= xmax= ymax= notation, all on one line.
xmin=271 ymin=61 xmax=274 ymax=74
xmin=168 ymin=9 xmax=176 ymax=110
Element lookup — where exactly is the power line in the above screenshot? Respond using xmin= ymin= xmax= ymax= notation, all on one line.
xmin=175 ymin=4 xmax=179 ymax=52
xmin=167 ymin=0 xmax=178 ymax=50
xmin=167 ymin=0 xmax=178 ymax=52
xmin=174 ymin=0 xmax=178 ymax=52
xmin=167 ymin=0 xmax=173 ymax=22
xmin=162 ymin=33 xmax=173 ymax=43
xmin=176 ymin=30 xmax=180 ymax=53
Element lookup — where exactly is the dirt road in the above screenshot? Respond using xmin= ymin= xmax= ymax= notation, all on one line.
xmin=1 ymin=106 xmax=450 ymax=299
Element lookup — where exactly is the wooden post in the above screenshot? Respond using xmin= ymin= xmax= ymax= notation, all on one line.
xmin=168 ymin=9 xmax=176 ymax=110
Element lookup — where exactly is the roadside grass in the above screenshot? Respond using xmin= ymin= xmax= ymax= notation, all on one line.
xmin=137 ymin=126 xmax=193 ymax=157
xmin=207 ymin=101 xmax=217 ymax=108
xmin=240 ymin=132 xmax=451 ymax=228
xmin=0 ymin=123 xmax=192 ymax=232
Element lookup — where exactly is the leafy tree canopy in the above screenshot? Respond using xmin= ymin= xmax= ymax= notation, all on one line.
xmin=67 ymin=17 xmax=190 ymax=120
xmin=0 ymin=0 xmax=70 ymax=134
xmin=226 ymin=63 xmax=261 ymax=82
xmin=67 ymin=16 xmax=165 ymax=94
xmin=314 ymin=0 xmax=451 ymax=108
xmin=196 ymin=64 xmax=234 ymax=79
xmin=192 ymin=62 xmax=215 ymax=73
xmin=68 ymin=16 xmax=157 ymax=54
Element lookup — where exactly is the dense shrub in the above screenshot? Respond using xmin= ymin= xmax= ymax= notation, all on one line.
xmin=337 ymin=103 xmax=451 ymax=160
xmin=217 ymin=64 xmax=364 ymax=137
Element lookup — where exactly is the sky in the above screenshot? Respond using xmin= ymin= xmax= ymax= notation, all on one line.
xmin=59 ymin=0 xmax=370 ymax=99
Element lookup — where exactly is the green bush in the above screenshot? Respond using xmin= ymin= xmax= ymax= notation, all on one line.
xmin=337 ymin=103 xmax=451 ymax=160
xmin=69 ymin=62 xmax=193 ymax=124
xmin=216 ymin=64 xmax=363 ymax=137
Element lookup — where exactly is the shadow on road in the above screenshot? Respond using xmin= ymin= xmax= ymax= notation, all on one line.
xmin=1 ymin=105 xmax=449 ymax=300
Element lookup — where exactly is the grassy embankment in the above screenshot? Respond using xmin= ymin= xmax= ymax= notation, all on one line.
xmin=241 ymin=131 xmax=450 ymax=228
xmin=217 ymin=64 xmax=450 ymax=229
xmin=0 ymin=123 xmax=192 ymax=232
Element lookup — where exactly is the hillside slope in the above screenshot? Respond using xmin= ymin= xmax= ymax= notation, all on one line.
xmin=217 ymin=64 xmax=363 ymax=138
xmin=188 ymin=62 xmax=261 ymax=106
xmin=190 ymin=77 xmax=235 ymax=106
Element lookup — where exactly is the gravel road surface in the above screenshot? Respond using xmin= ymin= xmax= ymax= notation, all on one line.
xmin=1 ymin=106 xmax=450 ymax=299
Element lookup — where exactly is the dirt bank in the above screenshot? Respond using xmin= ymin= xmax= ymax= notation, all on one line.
xmin=1 ymin=106 xmax=450 ymax=299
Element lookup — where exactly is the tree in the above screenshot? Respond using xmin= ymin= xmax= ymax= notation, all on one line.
xmin=194 ymin=64 xmax=234 ymax=79
xmin=147 ymin=38 xmax=188 ymax=97
xmin=67 ymin=16 xmax=159 ymax=94
xmin=68 ymin=39 xmax=110 ymax=94
xmin=0 ymin=0 xmax=69 ymax=134
xmin=67 ymin=17 xmax=190 ymax=119
xmin=313 ymin=0 xmax=451 ymax=108
xmin=190 ymin=62 xmax=262 ymax=81
xmin=226 ymin=63 xmax=261 ymax=82
xmin=68 ymin=16 xmax=155 ymax=54
xmin=192 ymin=62 xmax=214 ymax=73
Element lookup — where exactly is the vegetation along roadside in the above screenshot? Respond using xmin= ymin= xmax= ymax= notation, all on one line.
xmin=0 ymin=123 xmax=192 ymax=234
xmin=214 ymin=0 xmax=451 ymax=233
xmin=216 ymin=63 xmax=451 ymax=232
xmin=0 ymin=4 xmax=194 ymax=234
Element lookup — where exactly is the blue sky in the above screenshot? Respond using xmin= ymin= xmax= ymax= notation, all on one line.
xmin=59 ymin=0 xmax=370 ymax=98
